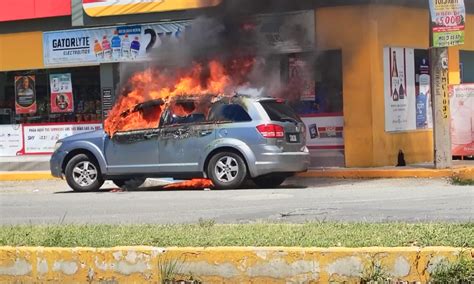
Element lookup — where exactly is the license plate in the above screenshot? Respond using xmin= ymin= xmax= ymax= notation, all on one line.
xmin=287 ymin=133 xmax=299 ymax=143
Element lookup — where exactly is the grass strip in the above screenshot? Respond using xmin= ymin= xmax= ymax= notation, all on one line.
xmin=0 ymin=222 xmax=472 ymax=248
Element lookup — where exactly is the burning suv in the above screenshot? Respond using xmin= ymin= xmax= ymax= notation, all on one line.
xmin=50 ymin=95 xmax=310 ymax=191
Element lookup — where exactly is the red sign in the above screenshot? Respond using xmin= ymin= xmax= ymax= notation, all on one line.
xmin=0 ymin=0 xmax=71 ymax=22
xmin=15 ymin=76 xmax=37 ymax=115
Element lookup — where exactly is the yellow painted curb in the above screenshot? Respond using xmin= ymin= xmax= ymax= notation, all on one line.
xmin=0 ymin=246 xmax=472 ymax=283
xmin=0 ymin=171 xmax=54 ymax=181
xmin=297 ymin=166 xmax=474 ymax=179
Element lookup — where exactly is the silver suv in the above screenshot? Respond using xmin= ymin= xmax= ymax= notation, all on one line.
xmin=50 ymin=95 xmax=310 ymax=191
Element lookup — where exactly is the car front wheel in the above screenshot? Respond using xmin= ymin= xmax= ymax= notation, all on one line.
xmin=207 ymin=151 xmax=247 ymax=190
xmin=65 ymin=154 xmax=104 ymax=192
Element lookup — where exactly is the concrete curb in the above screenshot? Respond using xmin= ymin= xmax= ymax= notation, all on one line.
xmin=0 ymin=246 xmax=471 ymax=283
xmin=0 ymin=167 xmax=473 ymax=181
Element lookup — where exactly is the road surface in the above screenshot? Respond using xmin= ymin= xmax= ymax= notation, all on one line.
xmin=0 ymin=178 xmax=473 ymax=224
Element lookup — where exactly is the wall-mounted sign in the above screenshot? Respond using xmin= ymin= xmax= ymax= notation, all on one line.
xmin=43 ymin=22 xmax=190 ymax=67
xmin=101 ymin=88 xmax=114 ymax=119
xmin=429 ymin=0 xmax=466 ymax=47
xmin=50 ymin=73 xmax=74 ymax=113
xmin=82 ymin=0 xmax=221 ymax=17
xmin=14 ymin=75 xmax=37 ymax=114
xmin=450 ymin=84 xmax=474 ymax=156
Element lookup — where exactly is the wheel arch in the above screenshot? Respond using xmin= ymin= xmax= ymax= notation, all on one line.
xmin=201 ymin=140 xmax=258 ymax=178
xmin=61 ymin=145 xmax=106 ymax=175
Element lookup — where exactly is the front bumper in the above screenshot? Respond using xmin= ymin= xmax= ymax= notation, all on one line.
xmin=251 ymin=147 xmax=310 ymax=177
xmin=50 ymin=150 xmax=68 ymax=178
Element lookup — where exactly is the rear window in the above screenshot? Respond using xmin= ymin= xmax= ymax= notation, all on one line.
xmin=208 ymin=103 xmax=252 ymax=122
xmin=260 ymin=101 xmax=302 ymax=122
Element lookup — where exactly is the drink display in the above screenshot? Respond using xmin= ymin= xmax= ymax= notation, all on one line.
xmin=111 ymin=30 xmax=122 ymax=60
xmin=121 ymin=34 xmax=131 ymax=58
xmin=131 ymin=37 xmax=141 ymax=58
xmin=93 ymin=39 xmax=103 ymax=58
xmin=391 ymin=51 xmax=400 ymax=102
xmin=102 ymin=35 xmax=112 ymax=59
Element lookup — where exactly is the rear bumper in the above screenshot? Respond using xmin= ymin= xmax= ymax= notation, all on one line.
xmin=50 ymin=150 xmax=68 ymax=178
xmin=251 ymin=148 xmax=310 ymax=177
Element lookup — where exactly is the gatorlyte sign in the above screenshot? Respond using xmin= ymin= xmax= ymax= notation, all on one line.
xmin=82 ymin=0 xmax=222 ymax=17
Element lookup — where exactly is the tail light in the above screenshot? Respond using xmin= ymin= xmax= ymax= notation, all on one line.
xmin=256 ymin=124 xmax=284 ymax=138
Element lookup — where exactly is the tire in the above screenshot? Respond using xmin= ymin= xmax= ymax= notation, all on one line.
xmin=207 ymin=151 xmax=247 ymax=190
xmin=65 ymin=154 xmax=104 ymax=192
xmin=112 ymin=178 xmax=146 ymax=189
xmin=253 ymin=175 xmax=286 ymax=188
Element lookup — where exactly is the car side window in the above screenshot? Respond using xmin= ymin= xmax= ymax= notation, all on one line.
xmin=160 ymin=104 xmax=208 ymax=127
xmin=208 ymin=103 xmax=252 ymax=122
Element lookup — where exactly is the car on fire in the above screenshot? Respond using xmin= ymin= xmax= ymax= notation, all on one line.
xmin=50 ymin=95 xmax=310 ymax=191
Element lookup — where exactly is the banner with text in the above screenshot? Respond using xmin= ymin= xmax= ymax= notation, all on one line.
xmin=429 ymin=0 xmax=465 ymax=47
xmin=50 ymin=73 xmax=74 ymax=113
xmin=300 ymin=116 xmax=344 ymax=149
xmin=43 ymin=22 xmax=189 ymax=67
xmin=23 ymin=123 xmax=102 ymax=154
xmin=0 ymin=125 xmax=23 ymax=156
xmin=450 ymin=84 xmax=474 ymax=156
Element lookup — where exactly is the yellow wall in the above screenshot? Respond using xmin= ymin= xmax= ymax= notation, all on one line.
xmin=0 ymin=32 xmax=44 ymax=71
xmin=316 ymin=5 xmax=474 ymax=167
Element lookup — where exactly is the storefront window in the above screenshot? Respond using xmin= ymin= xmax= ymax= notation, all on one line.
xmin=287 ymin=50 xmax=343 ymax=115
xmin=0 ymin=66 xmax=101 ymax=124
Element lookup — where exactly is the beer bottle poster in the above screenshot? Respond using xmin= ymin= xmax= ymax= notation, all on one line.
xmin=50 ymin=73 xmax=74 ymax=113
xmin=383 ymin=47 xmax=417 ymax=132
xmin=14 ymin=75 xmax=37 ymax=114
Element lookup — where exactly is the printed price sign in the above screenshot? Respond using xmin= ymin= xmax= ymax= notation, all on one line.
xmin=429 ymin=0 xmax=466 ymax=47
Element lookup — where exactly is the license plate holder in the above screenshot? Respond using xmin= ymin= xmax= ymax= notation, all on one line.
xmin=286 ymin=133 xmax=300 ymax=143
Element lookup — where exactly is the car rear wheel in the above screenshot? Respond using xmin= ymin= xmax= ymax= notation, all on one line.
xmin=207 ymin=151 xmax=247 ymax=190
xmin=65 ymin=154 xmax=104 ymax=192
xmin=112 ymin=178 xmax=146 ymax=189
xmin=253 ymin=175 xmax=286 ymax=188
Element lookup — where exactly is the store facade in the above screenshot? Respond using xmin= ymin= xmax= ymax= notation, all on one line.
xmin=1 ymin=0 xmax=473 ymax=168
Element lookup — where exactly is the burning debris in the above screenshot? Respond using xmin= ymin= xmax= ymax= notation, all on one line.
xmin=163 ymin=179 xmax=214 ymax=190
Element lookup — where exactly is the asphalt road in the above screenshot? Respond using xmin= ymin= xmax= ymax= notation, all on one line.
xmin=0 ymin=178 xmax=473 ymax=224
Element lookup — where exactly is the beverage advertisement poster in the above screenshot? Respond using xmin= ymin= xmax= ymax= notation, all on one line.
xmin=414 ymin=50 xmax=433 ymax=130
xmin=383 ymin=47 xmax=417 ymax=132
xmin=43 ymin=22 xmax=190 ymax=67
xmin=14 ymin=75 xmax=37 ymax=114
xmin=450 ymin=84 xmax=474 ymax=156
xmin=50 ymin=73 xmax=74 ymax=113
xmin=289 ymin=55 xmax=315 ymax=101
xmin=300 ymin=116 xmax=344 ymax=149
xmin=429 ymin=0 xmax=465 ymax=47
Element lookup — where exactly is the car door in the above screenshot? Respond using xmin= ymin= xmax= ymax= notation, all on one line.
xmin=158 ymin=109 xmax=216 ymax=173
xmin=104 ymin=128 xmax=160 ymax=174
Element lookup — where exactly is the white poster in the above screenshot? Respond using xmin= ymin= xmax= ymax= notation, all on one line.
xmin=43 ymin=22 xmax=189 ymax=67
xmin=23 ymin=123 xmax=102 ymax=154
xmin=384 ymin=47 xmax=417 ymax=132
xmin=0 ymin=125 xmax=23 ymax=156
xmin=301 ymin=116 xmax=344 ymax=149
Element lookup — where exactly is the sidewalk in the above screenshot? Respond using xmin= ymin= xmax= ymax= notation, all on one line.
xmin=1 ymin=161 xmax=473 ymax=181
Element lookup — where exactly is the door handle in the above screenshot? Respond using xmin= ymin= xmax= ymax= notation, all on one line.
xmin=144 ymin=133 xmax=157 ymax=139
xmin=200 ymin=130 xmax=213 ymax=136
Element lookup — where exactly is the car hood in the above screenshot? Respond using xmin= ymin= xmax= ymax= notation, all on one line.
xmin=61 ymin=129 xmax=106 ymax=142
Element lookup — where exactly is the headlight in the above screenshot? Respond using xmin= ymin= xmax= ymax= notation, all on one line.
xmin=53 ymin=141 xmax=63 ymax=151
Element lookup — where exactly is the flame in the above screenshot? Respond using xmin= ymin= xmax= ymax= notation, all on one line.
xmin=104 ymin=57 xmax=255 ymax=136
xmin=163 ymin=178 xmax=214 ymax=190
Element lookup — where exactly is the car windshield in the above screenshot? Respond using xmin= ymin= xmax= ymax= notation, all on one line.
xmin=260 ymin=101 xmax=302 ymax=123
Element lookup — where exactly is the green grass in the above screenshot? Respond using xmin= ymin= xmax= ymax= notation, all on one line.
xmin=451 ymin=177 xmax=474 ymax=186
xmin=0 ymin=222 xmax=472 ymax=247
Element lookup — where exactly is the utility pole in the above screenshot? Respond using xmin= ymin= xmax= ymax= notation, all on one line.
xmin=429 ymin=45 xmax=452 ymax=169
xmin=428 ymin=0 xmax=465 ymax=169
